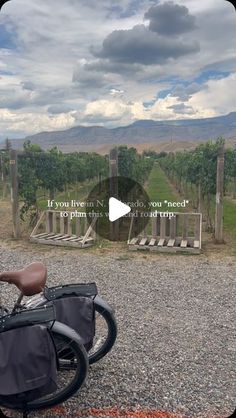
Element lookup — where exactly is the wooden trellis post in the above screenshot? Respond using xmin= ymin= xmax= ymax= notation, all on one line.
xmin=109 ymin=148 xmax=119 ymax=240
xmin=215 ymin=145 xmax=224 ymax=243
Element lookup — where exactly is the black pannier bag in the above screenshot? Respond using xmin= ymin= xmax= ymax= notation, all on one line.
xmin=0 ymin=325 xmax=58 ymax=408
xmin=44 ymin=283 xmax=97 ymax=352
xmin=53 ymin=296 xmax=95 ymax=351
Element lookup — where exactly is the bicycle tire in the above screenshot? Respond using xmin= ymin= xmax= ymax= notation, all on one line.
xmin=0 ymin=321 xmax=88 ymax=412
xmin=89 ymin=300 xmax=117 ymax=365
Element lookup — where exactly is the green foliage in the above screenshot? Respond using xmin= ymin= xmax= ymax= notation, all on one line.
xmin=0 ymin=149 xmax=10 ymax=178
xmin=225 ymin=148 xmax=236 ymax=179
xmin=117 ymin=145 xmax=154 ymax=184
xmin=18 ymin=140 xmax=109 ymax=222
xmin=23 ymin=140 xmax=42 ymax=153
xmin=158 ymin=138 xmax=227 ymax=230
xmin=18 ymin=157 xmax=40 ymax=220
xmin=143 ymin=149 xmax=159 ymax=159
xmin=5 ymin=138 xmax=12 ymax=151
xmin=159 ymin=138 xmax=225 ymax=197
xmin=107 ymin=145 xmax=153 ymax=200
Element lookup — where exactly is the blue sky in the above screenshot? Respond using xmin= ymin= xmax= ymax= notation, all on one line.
xmin=0 ymin=23 xmax=16 ymax=49
xmin=0 ymin=0 xmax=236 ymax=139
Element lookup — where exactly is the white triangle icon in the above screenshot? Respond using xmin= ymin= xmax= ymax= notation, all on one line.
xmin=109 ymin=197 xmax=131 ymax=222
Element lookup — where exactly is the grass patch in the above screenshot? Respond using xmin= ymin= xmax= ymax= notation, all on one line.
xmin=223 ymin=198 xmax=236 ymax=240
xmin=205 ymin=196 xmax=236 ymax=241
xmin=146 ymin=163 xmax=177 ymax=203
xmin=115 ymin=254 xmax=132 ymax=261
xmin=145 ymin=163 xmax=186 ymax=214
xmin=141 ymin=163 xmax=185 ymax=236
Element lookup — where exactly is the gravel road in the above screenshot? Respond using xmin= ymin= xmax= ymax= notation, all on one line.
xmin=0 ymin=245 xmax=235 ymax=418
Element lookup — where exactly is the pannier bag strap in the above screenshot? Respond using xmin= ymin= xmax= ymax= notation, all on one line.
xmin=44 ymin=283 xmax=98 ymax=301
xmin=0 ymin=304 xmax=55 ymax=333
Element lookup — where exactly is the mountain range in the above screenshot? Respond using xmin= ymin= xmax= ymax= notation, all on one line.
xmin=6 ymin=111 xmax=236 ymax=153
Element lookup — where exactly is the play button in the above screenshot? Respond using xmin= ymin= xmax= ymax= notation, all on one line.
xmin=109 ymin=197 xmax=131 ymax=222
xmin=85 ymin=176 xmax=150 ymax=242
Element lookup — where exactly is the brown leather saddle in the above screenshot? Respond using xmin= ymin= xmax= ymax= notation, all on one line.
xmin=0 ymin=262 xmax=47 ymax=296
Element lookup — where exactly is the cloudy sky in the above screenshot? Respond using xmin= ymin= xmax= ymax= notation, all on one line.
xmin=0 ymin=0 xmax=236 ymax=139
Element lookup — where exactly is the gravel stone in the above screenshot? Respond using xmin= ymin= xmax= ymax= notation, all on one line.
xmin=0 ymin=246 xmax=235 ymax=417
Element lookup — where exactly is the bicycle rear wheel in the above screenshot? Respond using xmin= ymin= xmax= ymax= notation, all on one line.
xmin=89 ymin=300 xmax=117 ymax=365
xmin=0 ymin=322 xmax=88 ymax=412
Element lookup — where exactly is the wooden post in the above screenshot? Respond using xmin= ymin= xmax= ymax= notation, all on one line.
xmin=109 ymin=148 xmax=119 ymax=240
xmin=98 ymin=172 xmax=102 ymax=194
xmin=169 ymin=216 xmax=176 ymax=239
xmin=60 ymin=216 xmax=65 ymax=234
xmin=197 ymin=183 xmax=202 ymax=213
xmin=10 ymin=149 xmax=20 ymax=238
xmin=46 ymin=211 xmax=51 ymax=233
xmin=52 ymin=212 xmax=58 ymax=233
xmin=109 ymin=148 xmax=118 ymax=196
xmin=160 ymin=217 xmax=166 ymax=239
xmin=194 ymin=214 xmax=202 ymax=249
xmin=46 ymin=211 xmax=54 ymax=233
xmin=0 ymin=154 xmax=3 ymax=197
xmin=0 ymin=154 xmax=3 ymax=181
xmin=0 ymin=152 xmax=7 ymax=198
xmin=75 ymin=218 xmax=81 ymax=237
xmin=215 ymin=145 xmax=224 ymax=243
xmin=152 ymin=217 xmax=158 ymax=237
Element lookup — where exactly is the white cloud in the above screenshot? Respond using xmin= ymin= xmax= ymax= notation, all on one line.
xmin=84 ymin=100 xmax=129 ymax=121
xmin=0 ymin=108 xmax=76 ymax=135
xmin=110 ymin=88 xmax=125 ymax=96
xmin=190 ymin=73 xmax=236 ymax=115
xmin=83 ymin=94 xmax=216 ymax=126
xmin=0 ymin=0 xmax=236 ymax=139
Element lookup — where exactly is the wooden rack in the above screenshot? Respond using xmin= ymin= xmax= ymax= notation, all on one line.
xmin=30 ymin=210 xmax=97 ymax=248
xmin=128 ymin=212 xmax=202 ymax=254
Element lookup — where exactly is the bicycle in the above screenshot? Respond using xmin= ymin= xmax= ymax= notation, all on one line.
xmin=0 ymin=260 xmax=117 ymax=376
xmin=23 ymin=266 xmax=118 ymax=365
xmin=0 ymin=262 xmax=89 ymax=418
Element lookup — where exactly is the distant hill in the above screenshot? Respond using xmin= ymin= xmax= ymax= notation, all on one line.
xmin=7 ymin=112 xmax=236 ymax=153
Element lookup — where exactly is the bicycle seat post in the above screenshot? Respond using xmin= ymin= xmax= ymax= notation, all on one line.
xmin=12 ymin=292 xmax=24 ymax=313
